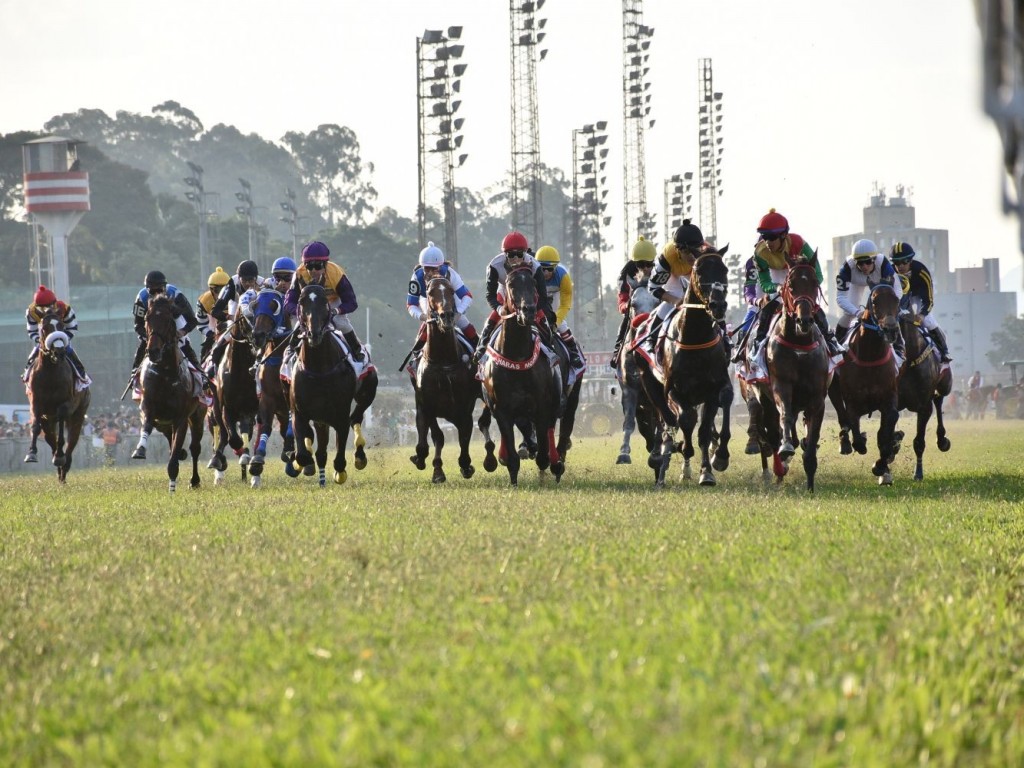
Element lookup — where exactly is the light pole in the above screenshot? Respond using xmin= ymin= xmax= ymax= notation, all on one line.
xmin=184 ymin=161 xmax=210 ymax=289
xmin=235 ymin=177 xmax=256 ymax=264
xmin=279 ymin=187 xmax=300 ymax=260
xmin=571 ymin=121 xmax=610 ymax=346
xmin=663 ymin=173 xmax=693 ymax=243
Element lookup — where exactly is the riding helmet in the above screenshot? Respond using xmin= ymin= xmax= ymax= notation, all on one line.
xmin=207 ymin=266 xmax=230 ymax=289
xmin=271 ymin=256 xmax=297 ymax=274
xmin=889 ymin=242 xmax=915 ymax=264
xmin=535 ymin=245 xmax=560 ymax=266
xmin=237 ymin=260 xmax=259 ymax=279
xmin=756 ymin=208 xmax=789 ymax=236
xmin=501 ymin=231 xmax=529 ymax=254
xmin=301 ymin=241 xmax=330 ymax=261
xmin=851 ymin=239 xmax=878 ymax=262
xmin=631 ymin=236 xmax=657 ymax=263
xmin=419 ymin=242 xmax=445 ymax=268
xmin=34 ymin=285 xmax=57 ymax=306
xmin=144 ymin=270 xmax=167 ymax=289
xmin=673 ymin=219 xmax=705 ymax=250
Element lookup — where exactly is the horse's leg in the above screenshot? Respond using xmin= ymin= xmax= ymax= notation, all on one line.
xmin=314 ymin=423 xmax=329 ymax=487
xmin=53 ymin=414 xmax=67 ymax=471
xmin=678 ymin=407 xmax=697 ymax=482
xmin=352 ymin=422 xmax=368 ymax=471
xmin=495 ymin=413 xmax=520 ymax=486
xmin=167 ymin=420 xmax=186 ymax=493
xmin=711 ymin=383 xmax=732 ymax=472
xmin=654 ymin=421 xmax=674 ymax=488
xmin=744 ymin=394 xmax=762 ymax=455
xmin=872 ymin=404 xmax=899 ymax=484
xmin=189 ymin=410 xmax=204 ymax=489
xmin=132 ymin=418 xmax=153 ymax=460
xmin=696 ymin=402 xmax=718 ymax=486
xmin=828 ymin=375 xmax=854 ymax=455
xmin=411 ymin=399 xmax=430 ymax=471
xmin=618 ymin=385 xmax=638 ymax=464
xmin=429 ymin=417 xmax=446 ymax=484
xmin=24 ymin=415 xmax=41 ymax=463
xmin=456 ymin=411 xmax=475 ymax=480
xmin=292 ymin=413 xmax=314 ymax=469
xmin=332 ymin=417 xmax=351 ymax=486
xmin=913 ymin=405 xmax=931 ymax=482
xmin=478 ymin=404 xmax=498 ymax=473
xmin=933 ymin=395 xmax=951 ymax=452
xmin=802 ymin=402 xmax=825 ymax=492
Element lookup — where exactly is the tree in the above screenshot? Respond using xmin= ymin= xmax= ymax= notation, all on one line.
xmin=987 ymin=314 xmax=1024 ymax=367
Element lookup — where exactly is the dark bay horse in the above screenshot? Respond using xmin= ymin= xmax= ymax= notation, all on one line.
xmin=616 ymin=281 xmax=659 ymax=465
xmin=828 ymin=283 xmax=904 ymax=485
xmin=290 ymin=284 xmax=377 ymax=486
xmin=23 ymin=310 xmax=90 ymax=482
xmin=409 ymin=276 xmax=484 ymax=483
xmin=208 ymin=304 xmax=258 ymax=484
xmin=754 ymin=260 xmax=830 ymax=491
xmin=248 ymin=289 xmax=296 ymax=487
xmin=636 ymin=248 xmax=732 ymax=487
xmin=481 ymin=266 xmax=568 ymax=486
xmin=897 ymin=297 xmax=952 ymax=480
xmin=135 ymin=295 xmax=206 ymax=492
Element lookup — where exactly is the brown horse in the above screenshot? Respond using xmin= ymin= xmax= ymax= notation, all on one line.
xmin=636 ymin=248 xmax=732 ymax=487
xmin=897 ymin=297 xmax=952 ymax=480
xmin=134 ymin=294 xmax=207 ymax=492
xmin=247 ymin=289 xmax=296 ymax=486
xmin=409 ymin=276 xmax=486 ymax=483
xmin=828 ymin=283 xmax=904 ymax=485
xmin=23 ymin=310 xmax=90 ymax=482
xmin=207 ymin=304 xmax=258 ymax=483
xmin=616 ymin=280 xmax=659 ymax=465
xmin=751 ymin=260 xmax=830 ymax=491
xmin=480 ymin=266 xmax=568 ymax=486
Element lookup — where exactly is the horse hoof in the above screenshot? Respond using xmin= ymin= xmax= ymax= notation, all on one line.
xmin=914 ymin=469 xmax=924 ymax=481
xmin=772 ymin=452 xmax=789 ymax=478
xmin=744 ymin=438 xmax=760 ymax=455
xmin=334 ymin=470 xmax=347 ymax=485
xmin=878 ymin=472 xmax=893 ymax=486
xmin=517 ymin=443 xmax=529 ymax=459
xmin=249 ymin=462 xmax=264 ymax=477
xmin=303 ymin=465 xmax=316 ymax=477
xmin=410 ymin=455 xmax=426 ymax=470
xmin=250 ymin=475 xmax=261 ymax=489
xmin=779 ymin=442 xmax=796 ymax=461
xmin=483 ymin=455 xmax=498 ymax=473
xmin=460 ymin=465 xmax=475 ymax=479
xmin=23 ymin=452 xmax=38 ymax=464
xmin=871 ymin=461 xmax=887 ymax=477
xmin=938 ymin=437 xmax=951 ymax=452
xmin=551 ymin=461 xmax=565 ymax=478
xmin=131 ymin=447 xmax=146 ymax=460
xmin=839 ymin=440 xmax=852 ymax=456
xmin=616 ymin=454 xmax=632 ymax=464
xmin=214 ymin=471 xmax=225 ymax=486
xmin=432 ymin=472 xmax=446 ymax=484
xmin=238 ymin=453 xmax=251 ymax=466
xmin=284 ymin=462 xmax=301 ymax=478
xmin=711 ymin=452 xmax=729 ymax=472
xmin=354 ymin=455 xmax=367 ymax=471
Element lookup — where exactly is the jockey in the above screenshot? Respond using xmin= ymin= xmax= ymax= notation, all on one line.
xmin=609 ymin=236 xmax=657 ymax=369
xmin=644 ymin=220 xmax=703 ymax=349
xmin=536 ymin=245 xmax=585 ymax=372
xmin=241 ymin=256 xmax=297 ymax=323
xmin=24 ymin=285 xmax=88 ymax=382
xmin=889 ymin=241 xmax=952 ymax=368
xmin=131 ymin=270 xmax=202 ymax=373
xmin=196 ymin=266 xmax=231 ymax=360
xmin=471 ymin=231 xmax=555 ymax=365
xmin=283 ymin=240 xmax=368 ymax=373
xmin=740 ymin=209 xmax=842 ymax=381
xmin=204 ymin=259 xmax=263 ymax=377
xmin=835 ymin=238 xmax=906 ymax=364
xmin=407 ymin=241 xmax=477 ymax=345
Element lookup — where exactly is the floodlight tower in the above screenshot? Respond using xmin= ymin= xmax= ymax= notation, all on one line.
xmin=509 ymin=0 xmax=548 ymax=245
xmin=417 ymin=27 xmax=467 ymax=266
xmin=663 ymin=173 xmax=693 ymax=244
xmin=571 ymin=122 xmax=610 ymax=340
xmin=622 ymin=0 xmax=655 ymax=257
xmin=22 ymin=136 xmax=89 ymax=301
xmin=697 ymin=59 xmax=724 ymax=244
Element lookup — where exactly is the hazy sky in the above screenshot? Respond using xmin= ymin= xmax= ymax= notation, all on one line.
xmin=2 ymin=0 xmax=1020 ymax=290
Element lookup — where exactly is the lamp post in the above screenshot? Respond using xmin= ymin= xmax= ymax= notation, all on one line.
xmin=697 ymin=59 xmax=724 ymax=244
xmin=663 ymin=172 xmax=693 ymax=243
xmin=184 ymin=161 xmax=211 ymax=289
xmin=235 ymin=177 xmax=256 ymax=264
xmin=571 ymin=121 xmax=610 ymax=345
xmin=279 ymin=187 xmax=300 ymax=260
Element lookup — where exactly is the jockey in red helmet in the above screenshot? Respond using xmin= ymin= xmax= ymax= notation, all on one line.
xmin=24 ymin=285 xmax=89 ymax=384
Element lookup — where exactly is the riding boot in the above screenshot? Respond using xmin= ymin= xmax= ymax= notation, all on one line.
xmin=834 ymin=324 xmax=850 ymax=344
xmin=200 ymin=332 xmax=215 ymax=361
xmin=471 ymin=315 xmax=499 ymax=365
xmin=745 ymin=309 xmax=775 ymax=379
xmin=343 ymin=330 xmax=364 ymax=362
xmin=892 ymin=328 xmax=907 ymax=369
xmin=718 ymin=321 xmax=732 ymax=359
xmin=206 ymin=339 xmax=226 ymax=378
xmin=462 ymin=322 xmax=478 ymax=346
xmin=930 ymin=326 xmax=952 ymax=362
xmin=814 ymin=310 xmax=843 ymax=360
xmin=23 ymin=346 xmax=39 ymax=381
xmin=66 ymin=347 xmax=88 ymax=379
xmin=131 ymin=338 xmax=147 ymax=372
xmin=610 ymin=312 xmax=630 ymax=369
xmin=559 ymin=329 xmax=585 ymax=371
xmin=182 ymin=342 xmax=201 ymax=371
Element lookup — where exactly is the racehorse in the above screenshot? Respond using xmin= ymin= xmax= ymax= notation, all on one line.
xmin=134 ymin=294 xmax=207 ymax=492
xmin=749 ymin=260 xmax=830 ymax=491
xmin=248 ymin=289 xmax=296 ymax=487
xmin=23 ymin=309 xmax=90 ymax=482
xmin=409 ymin=276 xmax=484 ymax=483
xmin=828 ymin=283 xmax=904 ymax=485
xmin=635 ymin=247 xmax=732 ymax=487
xmin=481 ymin=266 xmax=578 ymax=486
xmin=897 ymin=296 xmax=952 ymax=480
xmin=207 ymin=303 xmax=258 ymax=484
xmin=289 ymin=284 xmax=377 ymax=486
xmin=616 ymin=280 xmax=659 ymax=465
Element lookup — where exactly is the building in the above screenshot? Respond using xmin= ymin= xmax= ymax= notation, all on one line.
xmin=829 ymin=184 xmax=1017 ymax=377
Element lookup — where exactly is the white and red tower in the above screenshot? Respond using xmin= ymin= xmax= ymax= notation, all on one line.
xmin=22 ymin=136 xmax=90 ymax=301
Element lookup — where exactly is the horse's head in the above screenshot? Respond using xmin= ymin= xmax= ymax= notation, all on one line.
xmin=251 ymin=289 xmax=286 ymax=349
xmin=298 ymin=284 xmax=332 ymax=346
xmin=504 ymin=266 xmax=537 ymax=326
xmin=689 ymin=248 xmax=729 ymax=321
xmin=867 ymin=283 xmax=901 ymax=345
xmin=781 ymin=259 xmax=821 ymax=336
xmin=145 ymin=295 xmax=178 ymax=364
xmin=426 ymin=276 xmax=456 ymax=333
xmin=38 ymin=310 xmax=70 ymax=363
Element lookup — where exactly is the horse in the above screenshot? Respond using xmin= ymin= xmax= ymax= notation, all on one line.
xmin=207 ymin=303 xmax=259 ymax=484
xmin=247 ymin=289 xmax=297 ymax=487
xmin=409 ymin=276 xmax=485 ymax=483
xmin=133 ymin=294 xmax=207 ymax=492
xmin=289 ymin=284 xmax=377 ymax=486
xmin=635 ymin=247 xmax=732 ymax=487
xmin=828 ymin=283 xmax=905 ymax=485
xmin=749 ymin=260 xmax=830 ymax=491
xmin=897 ymin=296 xmax=952 ymax=480
xmin=616 ymin=280 xmax=659 ymax=465
xmin=23 ymin=309 xmax=90 ymax=482
xmin=480 ymin=266 xmax=577 ymax=486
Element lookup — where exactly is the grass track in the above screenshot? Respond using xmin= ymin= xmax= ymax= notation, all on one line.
xmin=2 ymin=419 xmax=1023 ymax=766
